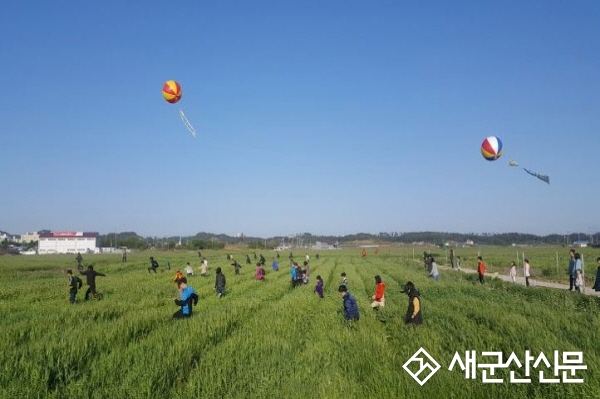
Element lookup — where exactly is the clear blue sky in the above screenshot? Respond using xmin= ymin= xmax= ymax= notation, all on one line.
xmin=2 ymin=1 xmax=599 ymax=238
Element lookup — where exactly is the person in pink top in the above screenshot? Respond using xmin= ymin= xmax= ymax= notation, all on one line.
xmin=255 ymin=263 xmax=265 ymax=281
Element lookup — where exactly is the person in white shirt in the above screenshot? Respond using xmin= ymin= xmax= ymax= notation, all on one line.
xmin=509 ymin=261 xmax=517 ymax=283
xmin=524 ymin=259 xmax=531 ymax=287
xmin=429 ymin=258 xmax=439 ymax=281
xmin=185 ymin=262 xmax=194 ymax=277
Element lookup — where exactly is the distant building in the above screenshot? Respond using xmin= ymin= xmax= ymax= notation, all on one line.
xmin=19 ymin=232 xmax=39 ymax=243
xmin=311 ymin=241 xmax=337 ymax=250
xmin=38 ymin=231 xmax=99 ymax=254
xmin=572 ymin=240 xmax=588 ymax=248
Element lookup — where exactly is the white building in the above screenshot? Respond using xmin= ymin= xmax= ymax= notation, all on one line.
xmin=38 ymin=231 xmax=99 ymax=254
xmin=19 ymin=232 xmax=40 ymax=243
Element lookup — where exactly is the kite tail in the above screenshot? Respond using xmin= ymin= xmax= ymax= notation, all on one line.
xmin=523 ymin=168 xmax=550 ymax=184
xmin=179 ymin=109 xmax=197 ymax=138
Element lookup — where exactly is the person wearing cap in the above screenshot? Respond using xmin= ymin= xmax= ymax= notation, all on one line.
xmin=371 ymin=275 xmax=386 ymax=310
xmin=402 ymin=282 xmax=422 ymax=325
xmin=338 ymin=285 xmax=359 ymax=321
xmin=173 ymin=277 xmax=198 ymax=319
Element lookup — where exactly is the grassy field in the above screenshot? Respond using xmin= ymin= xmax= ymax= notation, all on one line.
xmin=0 ymin=247 xmax=599 ymax=398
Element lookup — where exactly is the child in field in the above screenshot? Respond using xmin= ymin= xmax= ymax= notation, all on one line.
xmin=173 ymin=277 xmax=199 ymax=319
xmin=79 ymin=265 xmax=106 ymax=300
xmin=67 ymin=269 xmax=82 ymax=304
xmin=575 ymin=269 xmax=584 ymax=293
xmin=509 ymin=261 xmax=517 ymax=283
xmin=371 ymin=275 xmax=386 ymax=309
xmin=456 ymin=256 xmax=461 ymax=271
xmin=199 ymin=258 xmax=208 ymax=276
xmin=338 ymin=285 xmax=359 ymax=321
xmin=315 ymin=275 xmax=324 ymax=298
xmin=173 ymin=270 xmax=183 ymax=283
xmin=341 ymin=272 xmax=348 ymax=286
xmin=232 ymin=260 xmax=242 ymax=275
xmin=215 ymin=267 xmax=226 ymax=298
xmin=148 ymin=257 xmax=159 ymax=273
xmin=185 ymin=262 xmax=194 ymax=277
xmin=255 ymin=263 xmax=265 ymax=281
xmin=429 ymin=258 xmax=439 ymax=282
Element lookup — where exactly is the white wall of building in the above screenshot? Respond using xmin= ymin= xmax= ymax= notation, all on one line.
xmin=38 ymin=236 xmax=98 ymax=254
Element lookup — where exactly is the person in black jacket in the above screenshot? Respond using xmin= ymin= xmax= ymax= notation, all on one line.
xmin=80 ymin=265 xmax=106 ymax=300
xmin=66 ymin=269 xmax=82 ymax=304
xmin=215 ymin=267 xmax=226 ymax=298
xmin=402 ymin=281 xmax=422 ymax=325
xmin=148 ymin=257 xmax=159 ymax=273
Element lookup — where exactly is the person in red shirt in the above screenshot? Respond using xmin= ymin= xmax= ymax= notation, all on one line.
xmin=371 ymin=275 xmax=386 ymax=310
xmin=477 ymin=256 xmax=486 ymax=284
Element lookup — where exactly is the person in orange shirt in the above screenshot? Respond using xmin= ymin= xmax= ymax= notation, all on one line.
xmin=361 ymin=248 xmax=367 ymax=257
xmin=477 ymin=256 xmax=486 ymax=284
xmin=371 ymin=275 xmax=386 ymax=310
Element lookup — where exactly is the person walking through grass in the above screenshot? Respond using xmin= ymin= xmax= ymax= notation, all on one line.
xmin=341 ymin=272 xmax=348 ymax=286
xmin=255 ymin=263 xmax=265 ymax=281
xmin=215 ymin=267 xmax=226 ymax=298
xmin=199 ymin=259 xmax=208 ymax=277
xmin=338 ymin=285 xmax=359 ymax=321
xmin=456 ymin=256 xmax=461 ymax=271
xmin=66 ymin=269 xmax=82 ymax=304
xmin=402 ymin=281 xmax=422 ymax=325
xmin=148 ymin=256 xmax=159 ymax=273
xmin=314 ymin=275 xmax=324 ymax=298
xmin=371 ymin=275 xmax=386 ymax=310
xmin=429 ymin=258 xmax=440 ymax=282
xmin=477 ymin=256 xmax=486 ymax=284
xmin=80 ymin=265 xmax=105 ymax=300
xmin=231 ymin=260 xmax=242 ymax=275
xmin=185 ymin=262 xmax=194 ymax=277
xmin=173 ymin=277 xmax=199 ymax=319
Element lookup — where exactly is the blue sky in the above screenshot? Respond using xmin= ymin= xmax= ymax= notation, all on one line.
xmin=1 ymin=1 xmax=599 ymax=238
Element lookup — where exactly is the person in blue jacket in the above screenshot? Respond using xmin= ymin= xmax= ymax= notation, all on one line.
xmin=338 ymin=284 xmax=359 ymax=321
xmin=173 ymin=277 xmax=199 ymax=319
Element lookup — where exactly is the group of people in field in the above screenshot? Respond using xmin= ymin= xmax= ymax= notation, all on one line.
xmin=337 ymin=272 xmax=422 ymax=326
xmin=66 ymin=247 xmax=600 ymax=325
xmin=426 ymin=247 xmax=600 ymax=294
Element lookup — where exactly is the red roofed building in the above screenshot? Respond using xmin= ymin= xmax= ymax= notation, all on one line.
xmin=38 ymin=231 xmax=99 ymax=254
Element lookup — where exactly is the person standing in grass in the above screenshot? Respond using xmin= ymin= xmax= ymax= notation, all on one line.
xmin=477 ymin=256 xmax=486 ymax=284
xmin=338 ymin=285 xmax=359 ymax=321
xmin=456 ymin=256 xmax=461 ymax=271
xmin=509 ymin=261 xmax=517 ymax=283
xmin=402 ymin=282 xmax=422 ymax=325
xmin=592 ymin=257 xmax=600 ymax=292
xmin=80 ymin=265 xmax=106 ymax=300
xmin=66 ymin=269 xmax=82 ymax=304
xmin=122 ymin=248 xmax=127 ymax=263
xmin=371 ymin=275 xmax=386 ymax=309
xmin=215 ymin=267 xmax=226 ymax=298
xmin=568 ymin=249 xmax=576 ymax=291
xmin=272 ymin=259 xmax=279 ymax=272
xmin=429 ymin=258 xmax=440 ymax=282
xmin=75 ymin=252 xmax=83 ymax=270
xmin=303 ymin=260 xmax=310 ymax=277
xmin=575 ymin=269 xmax=584 ymax=293
xmin=314 ymin=275 xmax=324 ymax=298
xmin=524 ymin=259 xmax=531 ymax=287
xmin=173 ymin=277 xmax=198 ymax=319
xmin=173 ymin=270 xmax=183 ymax=283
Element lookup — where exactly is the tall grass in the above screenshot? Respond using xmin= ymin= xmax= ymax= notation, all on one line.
xmin=0 ymin=247 xmax=598 ymax=398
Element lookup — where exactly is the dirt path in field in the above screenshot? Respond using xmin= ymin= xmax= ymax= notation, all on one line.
xmin=438 ymin=264 xmax=600 ymax=297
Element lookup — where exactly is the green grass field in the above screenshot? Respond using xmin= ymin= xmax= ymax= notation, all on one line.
xmin=0 ymin=247 xmax=599 ymax=398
